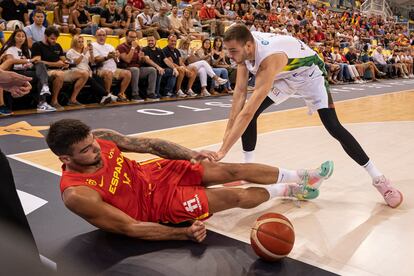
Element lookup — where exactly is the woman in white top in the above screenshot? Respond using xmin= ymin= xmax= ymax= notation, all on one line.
xmin=0 ymin=29 xmax=55 ymax=112
xmin=178 ymin=39 xmax=227 ymax=97
xmin=136 ymin=4 xmax=160 ymax=39
xmin=66 ymin=35 xmax=117 ymax=104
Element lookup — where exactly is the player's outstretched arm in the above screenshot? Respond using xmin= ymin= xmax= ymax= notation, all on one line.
xmin=217 ymin=53 xmax=288 ymax=160
xmin=223 ymin=64 xmax=249 ymax=142
xmin=92 ymin=129 xmax=215 ymax=161
xmin=62 ymin=186 xmax=207 ymax=242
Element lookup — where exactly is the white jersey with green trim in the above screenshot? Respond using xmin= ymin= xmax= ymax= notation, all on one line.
xmin=245 ymin=32 xmax=325 ymax=80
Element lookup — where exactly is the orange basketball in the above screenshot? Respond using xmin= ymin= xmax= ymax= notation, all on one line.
xmin=250 ymin=213 xmax=295 ymax=261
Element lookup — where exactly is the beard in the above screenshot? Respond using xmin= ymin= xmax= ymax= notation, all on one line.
xmin=73 ymin=152 xmax=102 ymax=167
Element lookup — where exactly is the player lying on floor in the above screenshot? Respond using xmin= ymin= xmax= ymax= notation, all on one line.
xmin=46 ymin=119 xmax=334 ymax=242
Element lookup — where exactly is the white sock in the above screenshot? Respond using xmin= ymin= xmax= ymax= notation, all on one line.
xmin=363 ymin=160 xmax=382 ymax=179
xmin=264 ymin=184 xmax=289 ymax=199
xmin=243 ymin=150 xmax=255 ymax=163
xmin=277 ymin=168 xmax=301 ymax=183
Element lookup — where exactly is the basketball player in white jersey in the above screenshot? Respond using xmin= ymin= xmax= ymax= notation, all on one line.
xmin=214 ymin=24 xmax=402 ymax=208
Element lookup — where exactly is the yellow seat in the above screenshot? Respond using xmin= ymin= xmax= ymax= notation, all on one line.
xmin=343 ymin=47 xmax=349 ymax=54
xmin=119 ymin=37 xmax=126 ymax=45
xmin=372 ymin=39 xmax=377 ymax=46
xmin=46 ymin=11 xmax=54 ymax=26
xmin=56 ymin=33 xmax=73 ymax=51
xmin=189 ymin=39 xmax=202 ymax=50
xmin=4 ymin=31 xmax=12 ymax=42
xmin=105 ymin=35 xmax=120 ymax=48
xmin=156 ymin=38 xmax=168 ymax=49
xmin=138 ymin=37 xmax=148 ymax=47
xmin=92 ymin=14 xmax=101 ymax=25
xmin=79 ymin=34 xmax=96 ymax=47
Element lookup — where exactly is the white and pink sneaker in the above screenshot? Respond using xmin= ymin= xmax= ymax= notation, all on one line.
xmin=373 ymin=175 xmax=403 ymax=208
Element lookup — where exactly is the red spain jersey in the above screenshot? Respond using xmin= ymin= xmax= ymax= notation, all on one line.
xmin=60 ymin=139 xmax=154 ymax=221
xmin=60 ymin=139 xmax=209 ymax=223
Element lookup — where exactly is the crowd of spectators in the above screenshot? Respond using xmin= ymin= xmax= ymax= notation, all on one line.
xmin=0 ymin=0 xmax=413 ymax=115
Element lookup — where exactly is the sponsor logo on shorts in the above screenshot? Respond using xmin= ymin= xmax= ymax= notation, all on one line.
xmin=183 ymin=194 xmax=202 ymax=213
xmin=261 ymin=40 xmax=269 ymax=45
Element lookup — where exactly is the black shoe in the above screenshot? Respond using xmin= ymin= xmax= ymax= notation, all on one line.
xmin=131 ymin=94 xmax=144 ymax=102
xmin=146 ymin=94 xmax=160 ymax=102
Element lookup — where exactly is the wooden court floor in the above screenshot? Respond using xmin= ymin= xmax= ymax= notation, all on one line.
xmin=9 ymin=90 xmax=414 ymax=276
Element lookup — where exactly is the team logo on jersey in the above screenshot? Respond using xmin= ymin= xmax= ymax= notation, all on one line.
xmin=183 ymin=194 xmax=202 ymax=213
xmin=85 ymin=179 xmax=97 ymax=186
xmin=261 ymin=40 xmax=269 ymax=45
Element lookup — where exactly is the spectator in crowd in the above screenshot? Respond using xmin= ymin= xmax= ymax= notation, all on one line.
xmin=146 ymin=0 xmax=171 ymax=13
xmin=92 ymin=28 xmax=131 ymax=101
xmin=168 ymin=6 xmax=185 ymax=38
xmin=163 ymin=34 xmax=197 ymax=98
xmin=372 ymin=46 xmax=394 ymax=78
xmin=31 ymin=26 xmax=89 ymax=109
xmin=117 ymin=29 xmax=158 ymax=101
xmin=197 ymin=38 xmax=230 ymax=93
xmin=152 ymin=6 xmax=174 ymax=38
xmin=141 ymin=35 xmax=177 ymax=98
xmin=67 ymin=35 xmax=118 ymax=105
xmin=29 ymin=1 xmax=48 ymax=28
xmin=0 ymin=29 xmax=55 ymax=113
xmin=24 ymin=9 xmax=46 ymax=48
xmin=177 ymin=39 xmax=228 ymax=97
xmin=127 ymin=0 xmax=144 ymax=14
xmin=120 ymin=3 xmax=141 ymax=36
xmin=211 ymin=37 xmax=233 ymax=93
xmin=137 ymin=4 xmax=160 ymax=39
xmin=72 ymin=0 xmax=98 ymax=35
xmin=100 ymin=0 xmax=124 ymax=36
xmin=199 ymin=0 xmax=225 ymax=36
xmin=180 ymin=8 xmax=206 ymax=40
xmin=54 ymin=0 xmax=77 ymax=34
xmin=0 ymin=0 xmax=30 ymax=30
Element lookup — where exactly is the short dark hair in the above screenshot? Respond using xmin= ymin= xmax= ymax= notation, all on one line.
xmin=33 ymin=9 xmax=45 ymax=16
xmin=46 ymin=119 xmax=91 ymax=156
xmin=223 ymin=24 xmax=254 ymax=44
xmin=44 ymin=26 xmax=60 ymax=37
xmin=125 ymin=29 xmax=136 ymax=37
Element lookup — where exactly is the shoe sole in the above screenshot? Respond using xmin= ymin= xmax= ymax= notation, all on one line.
xmin=320 ymin=160 xmax=334 ymax=179
xmin=389 ymin=191 xmax=403 ymax=208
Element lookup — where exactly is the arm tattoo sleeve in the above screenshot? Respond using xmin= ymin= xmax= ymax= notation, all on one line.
xmin=92 ymin=129 xmax=197 ymax=160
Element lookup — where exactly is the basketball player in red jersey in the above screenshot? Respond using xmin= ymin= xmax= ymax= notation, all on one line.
xmin=46 ymin=119 xmax=334 ymax=242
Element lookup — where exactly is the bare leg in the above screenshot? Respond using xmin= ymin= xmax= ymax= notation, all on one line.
xmin=201 ymin=161 xmax=279 ymax=186
xmin=205 ymin=187 xmax=270 ymax=213
xmin=69 ymin=71 xmax=89 ymax=103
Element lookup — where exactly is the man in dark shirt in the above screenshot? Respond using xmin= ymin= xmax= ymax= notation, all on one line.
xmin=100 ymin=0 xmax=124 ymax=36
xmin=161 ymin=34 xmax=197 ymax=97
xmin=142 ymin=35 xmax=177 ymax=98
xmin=31 ymin=26 xmax=89 ymax=110
xmin=117 ymin=30 xmax=158 ymax=101
xmin=0 ymin=0 xmax=30 ymax=28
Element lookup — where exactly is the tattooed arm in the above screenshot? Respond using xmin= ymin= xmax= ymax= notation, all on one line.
xmin=92 ymin=128 xmax=207 ymax=161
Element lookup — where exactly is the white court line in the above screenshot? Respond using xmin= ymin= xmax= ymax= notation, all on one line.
xmin=9 ymin=121 xmax=414 ymax=276
xmin=7 ymin=89 xmax=413 ymax=158
xmin=40 ymin=254 xmax=57 ymax=271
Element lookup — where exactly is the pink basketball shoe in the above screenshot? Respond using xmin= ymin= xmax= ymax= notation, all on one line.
xmin=373 ymin=176 xmax=403 ymax=208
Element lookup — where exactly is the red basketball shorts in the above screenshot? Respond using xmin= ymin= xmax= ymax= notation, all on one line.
xmin=140 ymin=159 xmax=210 ymax=223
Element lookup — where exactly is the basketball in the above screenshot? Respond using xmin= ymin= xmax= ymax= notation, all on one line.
xmin=250 ymin=213 xmax=295 ymax=261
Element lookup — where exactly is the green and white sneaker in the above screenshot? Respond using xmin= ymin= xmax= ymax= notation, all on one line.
xmin=298 ymin=160 xmax=334 ymax=189
xmin=288 ymin=184 xmax=320 ymax=200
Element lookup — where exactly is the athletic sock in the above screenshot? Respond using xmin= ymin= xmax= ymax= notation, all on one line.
xmin=243 ymin=150 xmax=255 ymax=163
xmin=363 ymin=160 xmax=382 ymax=179
xmin=264 ymin=184 xmax=290 ymax=199
xmin=277 ymin=168 xmax=301 ymax=183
